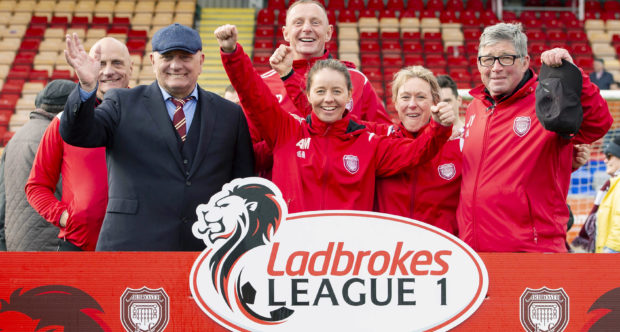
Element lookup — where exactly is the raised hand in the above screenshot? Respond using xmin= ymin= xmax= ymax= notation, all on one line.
xmin=214 ymin=24 xmax=238 ymax=53
xmin=269 ymin=45 xmax=294 ymax=78
xmin=541 ymin=48 xmax=574 ymax=67
xmin=64 ymin=33 xmax=100 ymax=92
xmin=572 ymin=144 xmax=591 ymax=169
xmin=430 ymin=102 xmax=455 ymax=127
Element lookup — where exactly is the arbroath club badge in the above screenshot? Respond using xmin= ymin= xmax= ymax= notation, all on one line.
xmin=438 ymin=163 xmax=456 ymax=180
xmin=343 ymin=154 xmax=359 ymax=174
xmin=120 ymin=287 xmax=169 ymax=332
xmin=520 ymin=287 xmax=569 ymax=332
xmin=513 ymin=116 xmax=532 ymax=137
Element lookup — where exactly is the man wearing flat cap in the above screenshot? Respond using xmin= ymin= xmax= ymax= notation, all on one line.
xmin=60 ymin=23 xmax=254 ymax=251
xmin=457 ymin=22 xmax=612 ymax=253
xmin=0 ymin=79 xmax=75 ymax=251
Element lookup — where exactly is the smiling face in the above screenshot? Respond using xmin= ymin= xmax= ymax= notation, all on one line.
xmin=477 ymin=40 xmax=529 ymax=98
xmin=606 ymin=154 xmax=620 ymax=176
xmin=395 ymin=77 xmax=434 ymax=133
xmin=283 ymin=2 xmax=333 ymax=60
xmin=307 ymin=67 xmax=351 ymax=124
xmin=150 ymin=49 xmax=204 ymax=98
xmin=91 ymin=37 xmax=132 ymax=100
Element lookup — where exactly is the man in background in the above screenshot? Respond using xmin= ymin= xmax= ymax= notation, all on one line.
xmin=590 ymin=58 xmax=614 ymax=90
xmin=1 ymin=80 xmax=75 ymax=251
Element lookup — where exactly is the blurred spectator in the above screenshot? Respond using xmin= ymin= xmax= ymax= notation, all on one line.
xmin=595 ymin=136 xmax=620 ymax=253
xmin=25 ymin=37 xmax=132 ymax=251
xmin=223 ymin=84 xmax=239 ymax=104
xmin=437 ymin=75 xmax=465 ymax=139
xmin=458 ymin=23 xmax=611 ymax=252
xmin=0 ymin=80 xmax=76 ymax=251
xmin=590 ymin=58 xmax=614 ymax=90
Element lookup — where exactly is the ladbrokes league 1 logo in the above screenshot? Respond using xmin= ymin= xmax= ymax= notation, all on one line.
xmin=520 ymin=287 xmax=569 ymax=332
xmin=190 ymin=177 xmax=488 ymax=331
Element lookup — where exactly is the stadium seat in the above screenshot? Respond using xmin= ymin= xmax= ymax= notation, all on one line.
xmin=404 ymin=53 xmax=424 ymax=66
xmin=406 ymin=0 xmax=424 ymax=12
xmin=380 ymin=29 xmax=400 ymax=40
xmin=445 ymin=0 xmax=464 ymax=12
xmin=348 ymin=0 xmax=366 ymax=12
xmin=401 ymin=30 xmax=420 ymax=41
xmin=465 ymin=0 xmax=485 ymax=11
xmin=367 ymin=0 xmax=385 ymax=11
xmin=327 ymin=0 xmax=345 ymax=11
xmin=360 ymin=53 xmax=381 ymax=67
xmin=381 ymin=39 xmax=401 ymax=54
xmin=360 ymin=40 xmax=381 ymax=53
xmin=402 ymin=40 xmax=422 ymax=53
xmin=360 ymin=30 xmax=378 ymax=39
xmin=256 ymin=9 xmax=276 ymax=25
xmin=446 ymin=54 xmax=469 ymax=68
xmin=267 ymin=0 xmax=286 ymax=10
xmin=13 ymin=51 xmax=35 ymax=65
xmin=423 ymin=40 xmax=443 ymax=54
xmin=385 ymin=0 xmax=404 ymax=12
xmin=29 ymin=15 xmax=48 ymax=27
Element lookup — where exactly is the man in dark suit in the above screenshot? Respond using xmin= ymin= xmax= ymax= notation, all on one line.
xmin=60 ymin=24 xmax=254 ymax=251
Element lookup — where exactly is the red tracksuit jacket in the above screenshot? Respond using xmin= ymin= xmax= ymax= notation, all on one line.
xmin=457 ymin=68 xmax=612 ymax=252
xmin=222 ymin=44 xmax=451 ymax=213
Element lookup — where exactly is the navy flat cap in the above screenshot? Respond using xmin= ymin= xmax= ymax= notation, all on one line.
xmin=152 ymin=23 xmax=202 ymax=54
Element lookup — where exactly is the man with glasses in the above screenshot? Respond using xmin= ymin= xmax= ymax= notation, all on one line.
xmin=457 ymin=23 xmax=612 ymax=252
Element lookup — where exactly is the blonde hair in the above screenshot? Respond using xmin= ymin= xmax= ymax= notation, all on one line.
xmin=391 ymin=66 xmax=440 ymax=104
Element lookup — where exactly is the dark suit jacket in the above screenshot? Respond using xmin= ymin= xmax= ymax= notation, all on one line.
xmin=60 ymin=82 xmax=254 ymax=251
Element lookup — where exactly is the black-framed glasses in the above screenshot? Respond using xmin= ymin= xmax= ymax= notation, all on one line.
xmin=477 ymin=54 xmax=521 ymax=67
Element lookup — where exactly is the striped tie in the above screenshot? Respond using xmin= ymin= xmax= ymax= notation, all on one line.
xmin=170 ymin=97 xmax=193 ymax=142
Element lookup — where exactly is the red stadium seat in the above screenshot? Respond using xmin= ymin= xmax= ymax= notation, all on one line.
xmin=360 ymin=40 xmax=381 ymax=53
xmin=0 ymin=95 xmax=19 ymax=111
xmin=252 ymin=52 xmax=271 ymax=65
xmin=267 ymin=0 xmax=286 ymax=10
xmin=112 ymin=16 xmax=130 ymax=27
xmin=446 ymin=54 xmax=470 ymax=68
xmin=463 ymin=27 xmax=481 ymax=40
xmin=446 ymin=45 xmax=465 ymax=56
xmin=600 ymin=12 xmax=617 ymax=21
xmin=401 ymin=30 xmax=420 ymax=41
xmin=326 ymin=8 xmax=337 ymax=24
xmin=108 ymin=26 xmax=129 ymax=35
xmin=465 ymin=0 xmax=485 ymax=11
xmin=276 ymin=10 xmax=287 ymax=25
xmin=381 ymin=40 xmax=402 ymax=54
xmin=460 ymin=10 xmax=478 ymax=27
xmin=50 ymin=16 xmax=69 ymax=27
xmin=402 ymin=40 xmax=422 ymax=53
xmin=348 ymin=0 xmax=366 ymax=12
xmin=604 ymin=0 xmax=620 ymax=13
xmin=440 ymin=11 xmax=458 ymax=24
xmin=71 ymin=16 xmax=90 ymax=28
xmin=128 ymin=29 xmax=148 ymax=41
xmin=448 ymin=68 xmax=472 ymax=86
xmin=528 ymin=41 xmax=547 ymax=55
xmin=29 ymin=69 xmax=48 ymax=81
xmin=360 ymin=53 xmax=381 ymax=67
xmin=423 ymin=40 xmax=443 ymax=54
xmin=379 ymin=9 xmax=398 ymax=19
xmin=257 ymin=9 xmax=276 ymax=25
xmin=8 ymin=66 xmax=30 ymax=79
xmin=527 ymin=29 xmax=545 ymax=41
xmin=426 ymin=0 xmax=443 ymax=11
xmin=367 ymin=0 xmax=385 ymax=11
xmin=360 ymin=30 xmax=378 ymax=39
xmin=19 ymin=39 xmax=40 ymax=53
xmin=29 ymin=15 xmax=48 ymax=27
xmin=385 ymin=0 xmax=404 ymax=12
xmin=380 ymin=30 xmax=400 ymax=40
xmin=404 ymin=53 xmax=424 ymax=66
xmin=254 ymin=38 xmax=275 ymax=52
xmin=571 ymin=42 xmax=592 ymax=54
xmin=480 ymin=11 xmax=499 ymax=26
xmin=92 ymin=16 xmax=110 ymax=28
xmin=363 ymin=66 xmax=383 ymax=82
xmin=2 ymin=79 xmax=25 ymax=95
xmin=567 ymin=29 xmax=586 ymax=42
xmin=574 ymin=56 xmax=594 ymax=72
xmin=359 ymin=9 xmax=376 ymax=18
xmin=13 ymin=52 xmax=35 ymax=65
xmin=327 ymin=0 xmax=345 ymax=10
xmin=546 ymin=29 xmax=566 ymax=41
xmin=586 ymin=0 xmax=602 ymax=12
xmin=50 ymin=69 xmax=73 ymax=81
xmin=406 ymin=0 xmax=424 ymax=12
xmin=423 ymin=31 xmax=441 ymax=41
xmin=502 ymin=11 xmax=518 ymax=22
xmin=419 ymin=9 xmax=437 ymax=18
xmin=383 ymin=53 xmax=403 ymax=68
xmin=465 ymin=40 xmax=479 ymax=56
xmin=445 ymin=0 xmax=464 ymax=12
xmin=255 ymin=25 xmax=275 ymax=39
xmin=24 ymin=27 xmax=45 ymax=40
xmin=126 ymin=39 xmax=146 ymax=55
xmin=540 ymin=11 xmax=557 ymax=21
xmin=338 ymin=9 xmax=357 ymax=23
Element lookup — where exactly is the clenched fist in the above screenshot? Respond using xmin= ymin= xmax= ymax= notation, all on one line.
xmin=214 ymin=24 xmax=238 ymax=53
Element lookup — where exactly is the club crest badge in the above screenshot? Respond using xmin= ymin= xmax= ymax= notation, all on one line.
xmin=513 ymin=116 xmax=531 ymax=137
xmin=343 ymin=155 xmax=360 ymax=174
xmin=438 ymin=163 xmax=456 ymax=180
xmin=520 ymin=287 xmax=569 ymax=332
xmin=120 ymin=287 xmax=169 ymax=332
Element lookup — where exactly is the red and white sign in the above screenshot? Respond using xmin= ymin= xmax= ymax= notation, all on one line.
xmin=190 ymin=178 xmax=488 ymax=331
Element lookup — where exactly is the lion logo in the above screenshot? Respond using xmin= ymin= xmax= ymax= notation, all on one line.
xmin=192 ymin=177 xmax=292 ymax=323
